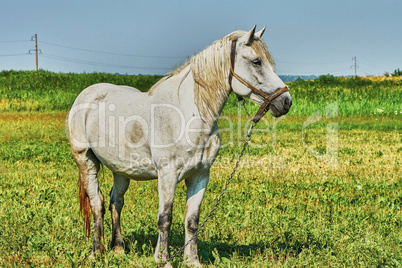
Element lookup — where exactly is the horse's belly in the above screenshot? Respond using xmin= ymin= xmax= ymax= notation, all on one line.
xmin=91 ymin=146 xmax=158 ymax=180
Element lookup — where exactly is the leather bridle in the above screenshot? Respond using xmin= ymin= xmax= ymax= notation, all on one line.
xmin=229 ymin=40 xmax=289 ymax=124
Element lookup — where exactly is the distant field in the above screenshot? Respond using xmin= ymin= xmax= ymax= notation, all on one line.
xmin=0 ymin=70 xmax=401 ymax=117
xmin=0 ymin=71 xmax=401 ymax=267
xmin=0 ymin=70 xmax=162 ymax=112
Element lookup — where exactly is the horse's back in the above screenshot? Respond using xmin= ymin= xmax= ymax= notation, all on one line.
xmin=69 ymin=83 xmax=142 ymax=143
xmin=73 ymin=83 xmax=141 ymax=104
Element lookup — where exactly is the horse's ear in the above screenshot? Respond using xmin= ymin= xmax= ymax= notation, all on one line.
xmin=245 ymin=25 xmax=257 ymax=45
xmin=256 ymin=26 xmax=266 ymax=38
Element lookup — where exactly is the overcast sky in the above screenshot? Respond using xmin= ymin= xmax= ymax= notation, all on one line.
xmin=1 ymin=0 xmax=401 ymax=76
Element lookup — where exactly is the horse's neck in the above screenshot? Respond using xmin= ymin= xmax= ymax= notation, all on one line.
xmin=155 ymin=65 xmax=231 ymax=127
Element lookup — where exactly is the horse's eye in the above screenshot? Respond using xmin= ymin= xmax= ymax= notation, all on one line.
xmin=252 ymin=58 xmax=262 ymax=66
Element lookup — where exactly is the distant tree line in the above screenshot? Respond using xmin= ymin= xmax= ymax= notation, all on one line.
xmin=384 ymin=68 xmax=402 ymax=77
xmin=279 ymin=75 xmax=318 ymax=82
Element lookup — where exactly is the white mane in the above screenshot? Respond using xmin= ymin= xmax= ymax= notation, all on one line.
xmin=150 ymin=30 xmax=275 ymax=125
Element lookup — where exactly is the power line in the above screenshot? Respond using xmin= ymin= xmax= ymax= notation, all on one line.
xmin=1 ymin=35 xmax=176 ymax=71
xmin=0 ymin=40 xmax=29 ymax=43
xmin=3 ymin=36 xmax=386 ymax=75
xmin=40 ymin=41 xmax=187 ymax=59
xmin=276 ymin=60 xmax=350 ymax=65
xmin=41 ymin=53 xmax=172 ymax=70
xmin=275 ymin=67 xmax=352 ymax=75
xmin=359 ymin=61 xmax=386 ymax=70
xmin=0 ymin=53 xmax=28 ymax=57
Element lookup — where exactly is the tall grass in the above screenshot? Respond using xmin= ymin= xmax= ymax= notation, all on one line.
xmin=225 ymin=75 xmax=402 ymax=117
xmin=0 ymin=71 xmax=401 ymax=117
xmin=288 ymin=75 xmax=402 ymax=117
xmin=0 ymin=70 xmax=162 ymax=112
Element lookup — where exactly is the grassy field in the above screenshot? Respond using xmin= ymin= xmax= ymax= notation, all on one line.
xmin=0 ymin=71 xmax=401 ymax=267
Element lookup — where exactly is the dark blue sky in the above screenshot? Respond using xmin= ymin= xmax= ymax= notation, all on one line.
xmin=1 ymin=0 xmax=401 ymax=76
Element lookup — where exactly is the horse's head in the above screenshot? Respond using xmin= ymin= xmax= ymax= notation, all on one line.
xmin=231 ymin=26 xmax=292 ymax=117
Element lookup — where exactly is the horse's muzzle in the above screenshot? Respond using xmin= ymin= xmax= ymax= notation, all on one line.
xmin=270 ymin=93 xmax=292 ymax=117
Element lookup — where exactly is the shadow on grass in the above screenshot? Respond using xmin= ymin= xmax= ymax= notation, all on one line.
xmin=121 ymin=228 xmax=315 ymax=265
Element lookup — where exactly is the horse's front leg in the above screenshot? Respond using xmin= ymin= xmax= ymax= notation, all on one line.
xmin=183 ymin=171 xmax=209 ymax=267
xmin=154 ymin=170 xmax=177 ymax=267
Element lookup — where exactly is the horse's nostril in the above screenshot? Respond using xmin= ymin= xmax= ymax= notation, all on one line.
xmin=284 ymin=98 xmax=292 ymax=110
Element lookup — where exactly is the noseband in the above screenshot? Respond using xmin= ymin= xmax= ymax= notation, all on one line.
xmin=229 ymin=40 xmax=289 ymax=124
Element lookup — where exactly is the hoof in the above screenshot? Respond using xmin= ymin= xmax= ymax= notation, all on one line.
xmin=114 ymin=246 xmax=125 ymax=256
xmin=186 ymin=260 xmax=201 ymax=267
xmin=88 ymin=248 xmax=103 ymax=260
xmin=155 ymin=258 xmax=173 ymax=268
xmin=164 ymin=262 xmax=173 ymax=268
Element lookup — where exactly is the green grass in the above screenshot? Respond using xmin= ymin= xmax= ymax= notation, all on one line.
xmin=1 ymin=71 xmax=401 ymax=117
xmin=0 ymin=72 xmax=401 ymax=267
xmin=0 ymin=70 xmax=162 ymax=112
xmin=226 ymin=75 xmax=402 ymax=118
xmin=0 ymin=112 xmax=400 ymax=267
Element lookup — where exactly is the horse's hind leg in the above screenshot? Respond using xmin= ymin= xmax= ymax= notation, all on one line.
xmin=72 ymin=146 xmax=105 ymax=258
xmin=109 ymin=173 xmax=130 ymax=254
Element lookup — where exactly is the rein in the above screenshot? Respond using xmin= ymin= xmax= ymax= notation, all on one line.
xmin=158 ymin=39 xmax=289 ymax=267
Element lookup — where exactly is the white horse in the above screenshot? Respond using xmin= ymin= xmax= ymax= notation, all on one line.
xmin=69 ymin=26 xmax=292 ymax=267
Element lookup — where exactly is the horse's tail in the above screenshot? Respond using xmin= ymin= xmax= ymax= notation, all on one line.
xmin=78 ymin=172 xmax=91 ymax=239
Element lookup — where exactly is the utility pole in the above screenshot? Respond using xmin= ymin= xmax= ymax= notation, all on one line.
xmin=35 ymin=34 xmax=38 ymax=71
xmin=352 ymin=56 xmax=358 ymax=77
xmin=29 ymin=34 xmax=41 ymax=71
